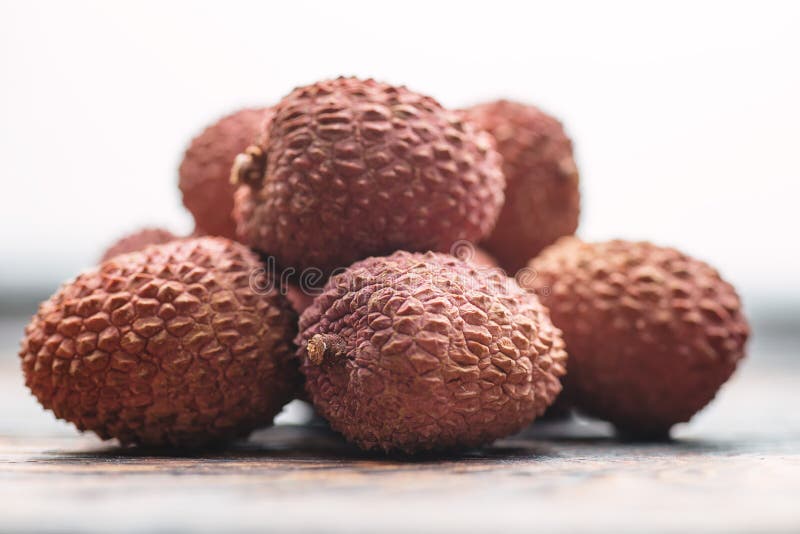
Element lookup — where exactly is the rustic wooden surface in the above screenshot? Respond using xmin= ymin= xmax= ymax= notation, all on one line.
xmin=0 ymin=317 xmax=798 ymax=533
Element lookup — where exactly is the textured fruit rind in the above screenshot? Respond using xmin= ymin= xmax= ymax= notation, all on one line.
xmin=297 ymin=250 xmax=567 ymax=454
xmin=180 ymin=107 xmax=271 ymax=239
xmin=528 ymin=237 xmax=749 ymax=436
xmin=466 ymin=100 xmax=580 ymax=273
xmin=234 ymin=77 xmax=505 ymax=277
xmin=100 ymin=227 xmax=178 ymax=263
xmin=20 ymin=237 xmax=299 ymax=447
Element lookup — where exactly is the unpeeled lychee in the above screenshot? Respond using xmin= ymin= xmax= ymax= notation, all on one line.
xmin=20 ymin=237 xmax=299 ymax=447
xmin=470 ymin=248 xmax=499 ymax=269
xmin=232 ymin=77 xmax=505 ymax=278
xmin=447 ymin=242 xmax=499 ymax=270
xmin=296 ymin=250 xmax=567 ymax=454
xmin=527 ymin=237 xmax=749 ymax=437
xmin=285 ymin=284 xmax=315 ymax=315
xmin=100 ymin=227 xmax=178 ymax=262
xmin=465 ymin=100 xmax=580 ymax=273
xmin=179 ymin=107 xmax=271 ymax=239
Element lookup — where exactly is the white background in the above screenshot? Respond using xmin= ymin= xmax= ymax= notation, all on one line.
xmin=1 ymin=0 xmax=798 ymax=312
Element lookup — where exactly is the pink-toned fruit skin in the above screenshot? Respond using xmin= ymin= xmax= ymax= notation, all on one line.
xmin=21 ymin=237 xmax=299 ymax=447
xmin=180 ymin=107 xmax=271 ymax=239
xmin=466 ymin=100 xmax=580 ymax=274
xmin=527 ymin=237 xmax=749 ymax=437
xmin=296 ymin=250 xmax=567 ymax=454
xmin=233 ymin=77 xmax=505 ymax=278
xmin=100 ymin=227 xmax=178 ymax=262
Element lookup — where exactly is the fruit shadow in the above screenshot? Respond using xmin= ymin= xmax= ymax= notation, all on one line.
xmin=516 ymin=418 xmax=732 ymax=456
xmin=33 ymin=424 xmax=557 ymax=465
xmin=31 ymin=420 xmax=731 ymax=466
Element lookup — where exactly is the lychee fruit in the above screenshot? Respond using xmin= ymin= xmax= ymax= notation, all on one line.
xmin=465 ymin=100 xmax=580 ymax=273
xmin=100 ymin=227 xmax=178 ymax=262
xmin=20 ymin=237 xmax=299 ymax=448
xmin=232 ymin=77 xmax=505 ymax=278
xmin=179 ymin=107 xmax=271 ymax=239
xmin=296 ymin=250 xmax=567 ymax=454
xmin=447 ymin=241 xmax=499 ymax=270
xmin=526 ymin=237 xmax=749 ymax=438
xmin=285 ymin=284 xmax=315 ymax=315
xmin=470 ymin=247 xmax=499 ymax=269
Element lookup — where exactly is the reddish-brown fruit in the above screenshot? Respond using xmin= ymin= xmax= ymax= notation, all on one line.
xmin=179 ymin=107 xmax=271 ymax=239
xmin=526 ymin=238 xmax=749 ymax=437
xmin=20 ymin=237 xmax=299 ymax=447
xmin=100 ymin=227 xmax=178 ymax=262
xmin=285 ymin=284 xmax=316 ymax=315
xmin=233 ymin=77 xmax=505 ymax=278
xmin=448 ymin=241 xmax=499 ymax=270
xmin=297 ymin=250 xmax=567 ymax=454
xmin=471 ymin=247 xmax=499 ymax=269
xmin=465 ymin=100 xmax=580 ymax=273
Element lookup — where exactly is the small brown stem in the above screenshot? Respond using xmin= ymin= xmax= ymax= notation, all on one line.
xmin=230 ymin=145 xmax=267 ymax=187
xmin=306 ymin=334 xmax=347 ymax=366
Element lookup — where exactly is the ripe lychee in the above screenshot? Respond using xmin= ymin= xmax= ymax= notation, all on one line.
xmin=447 ymin=241 xmax=499 ymax=270
xmin=285 ymin=284 xmax=315 ymax=315
xmin=527 ymin=237 xmax=749 ymax=438
xmin=232 ymin=77 xmax=505 ymax=278
xmin=179 ymin=107 xmax=271 ymax=239
xmin=465 ymin=100 xmax=580 ymax=273
xmin=296 ymin=250 xmax=567 ymax=454
xmin=470 ymin=247 xmax=499 ymax=269
xmin=20 ymin=237 xmax=299 ymax=447
xmin=100 ymin=227 xmax=178 ymax=262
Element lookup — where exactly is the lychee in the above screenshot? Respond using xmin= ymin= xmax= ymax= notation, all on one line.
xmin=179 ymin=107 xmax=271 ymax=239
xmin=20 ymin=237 xmax=299 ymax=447
xmin=296 ymin=250 xmax=567 ymax=454
xmin=100 ymin=227 xmax=178 ymax=262
xmin=465 ymin=100 xmax=580 ymax=273
xmin=447 ymin=241 xmax=499 ymax=270
xmin=285 ymin=284 xmax=315 ymax=315
xmin=526 ymin=237 xmax=749 ymax=437
xmin=232 ymin=77 xmax=505 ymax=278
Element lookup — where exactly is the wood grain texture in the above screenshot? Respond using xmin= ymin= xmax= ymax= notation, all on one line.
xmin=1 ymin=334 xmax=799 ymax=533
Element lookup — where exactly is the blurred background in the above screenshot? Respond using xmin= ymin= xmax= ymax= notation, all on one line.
xmin=1 ymin=0 xmax=798 ymax=356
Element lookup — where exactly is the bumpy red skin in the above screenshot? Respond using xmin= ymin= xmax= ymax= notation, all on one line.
xmin=234 ymin=77 xmax=505 ymax=278
xmin=100 ymin=227 xmax=178 ymax=263
xmin=297 ymin=251 xmax=567 ymax=454
xmin=528 ymin=238 xmax=749 ymax=437
xmin=466 ymin=100 xmax=580 ymax=273
xmin=180 ymin=107 xmax=271 ymax=239
xmin=20 ymin=237 xmax=299 ymax=448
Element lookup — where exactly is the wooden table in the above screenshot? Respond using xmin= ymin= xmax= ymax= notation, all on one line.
xmin=0 ymin=317 xmax=798 ymax=533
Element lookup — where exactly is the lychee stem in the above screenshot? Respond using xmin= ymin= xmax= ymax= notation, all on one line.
xmin=230 ymin=145 xmax=267 ymax=187
xmin=307 ymin=334 xmax=347 ymax=365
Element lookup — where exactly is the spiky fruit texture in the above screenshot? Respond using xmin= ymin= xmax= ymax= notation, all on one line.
xmin=528 ymin=238 xmax=749 ymax=437
xmin=179 ymin=107 xmax=270 ymax=239
xmin=233 ymin=77 xmax=505 ymax=278
xmin=465 ymin=100 xmax=580 ymax=273
xmin=297 ymin=250 xmax=567 ymax=454
xmin=100 ymin=227 xmax=178 ymax=262
xmin=20 ymin=237 xmax=299 ymax=447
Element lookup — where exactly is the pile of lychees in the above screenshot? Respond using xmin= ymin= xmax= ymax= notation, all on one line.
xmin=19 ymin=77 xmax=749 ymax=453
